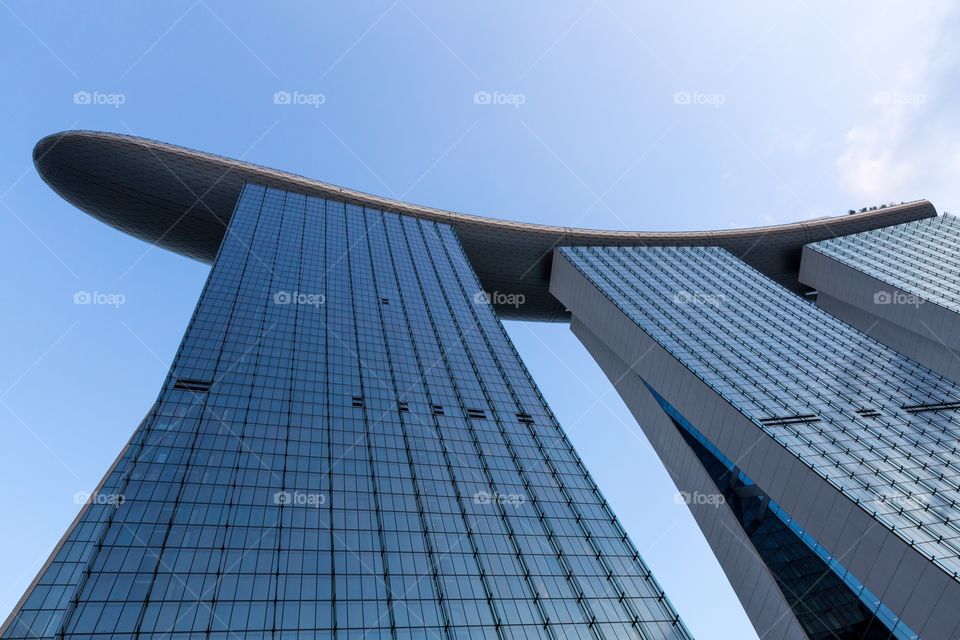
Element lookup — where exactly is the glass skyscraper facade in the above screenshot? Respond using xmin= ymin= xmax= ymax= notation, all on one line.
xmin=18 ymin=130 xmax=960 ymax=639
xmin=646 ymin=384 xmax=912 ymax=640
xmin=553 ymin=245 xmax=960 ymax=639
xmin=800 ymin=213 xmax=960 ymax=386
xmin=807 ymin=213 xmax=960 ymax=313
xmin=2 ymin=185 xmax=690 ymax=640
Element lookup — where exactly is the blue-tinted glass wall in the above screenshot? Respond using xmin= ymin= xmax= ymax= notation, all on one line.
xmin=558 ymin=245 xmax=960 ymax=579
xmin=807 ymin=213 xmax=960 ymax=313
xmin=2 ymin=185 xmax=690 ymax=640
xmin=556 ymin=244 xmax=960 ymax=638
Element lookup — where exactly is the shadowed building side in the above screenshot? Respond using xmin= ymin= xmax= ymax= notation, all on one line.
xmin=33 ymin=131 xmax=935 ymax=321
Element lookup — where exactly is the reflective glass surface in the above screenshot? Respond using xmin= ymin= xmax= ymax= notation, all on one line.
xmin=645 ymin=383 xmax=915 ymax=640
xmin=808 ymin=213 xmax=960 ymax=312
xmin=559 ymin=245 xmax=960 ymax=582
xmin=3 ymin=186 xmax=690 ymax=640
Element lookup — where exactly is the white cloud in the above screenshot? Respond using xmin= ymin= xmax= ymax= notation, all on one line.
xmin=837 ymin=108 xmax=916 ymax=199
xmin=836 ymin=2 xmax=960 ymax=205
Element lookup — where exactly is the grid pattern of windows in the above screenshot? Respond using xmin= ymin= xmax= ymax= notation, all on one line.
xmin=559 ymin=245 xmax=960 ymax=584
xmin=644 ymin=383 xmax=914 ymax=639
xmin=808 ymin=214 xmax=960 ymax=312
xmin=3 ymin=185 xmax=689 ymax=640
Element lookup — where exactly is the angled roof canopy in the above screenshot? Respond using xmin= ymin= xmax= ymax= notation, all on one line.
xmin=34 ymin=130 xmax=936 ymax=320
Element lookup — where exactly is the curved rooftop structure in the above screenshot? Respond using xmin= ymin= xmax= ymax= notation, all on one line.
xmin=33 ymin=130 xmax=936 ymax=320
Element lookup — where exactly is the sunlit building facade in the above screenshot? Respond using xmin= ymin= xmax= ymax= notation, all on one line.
xmin=5 ymin=130 xmax=959 ymax=639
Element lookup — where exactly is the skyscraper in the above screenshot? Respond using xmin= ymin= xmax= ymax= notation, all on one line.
xmin=552 ymin=245 xmax=960 ymax=639
xmin=4 ymin=130 xmax=956 ymax=639
xmin=800 ymin=214 xmax=960 ymax=384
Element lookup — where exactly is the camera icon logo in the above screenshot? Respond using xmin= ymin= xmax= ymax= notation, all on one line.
xmin=274 ymin=291 xmax=292 ymax=305
xmin=73 ymin=91 xmax=92 ymax=105
xmin=673 ymin=91 xmax=691 ymax=105
xmin=273 ymin=91 xmax=292 ymax=105
xmin=74 ymin=291 xmax=92 ymax=304
xmin=873 ymin=291 xmax=892 ymax=305
xmin=473 ymin=91 xmax=492 ymax=105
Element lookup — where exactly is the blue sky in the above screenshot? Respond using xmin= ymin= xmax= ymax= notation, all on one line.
xmin=1 ymin=2 xmax=957 ymax=638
